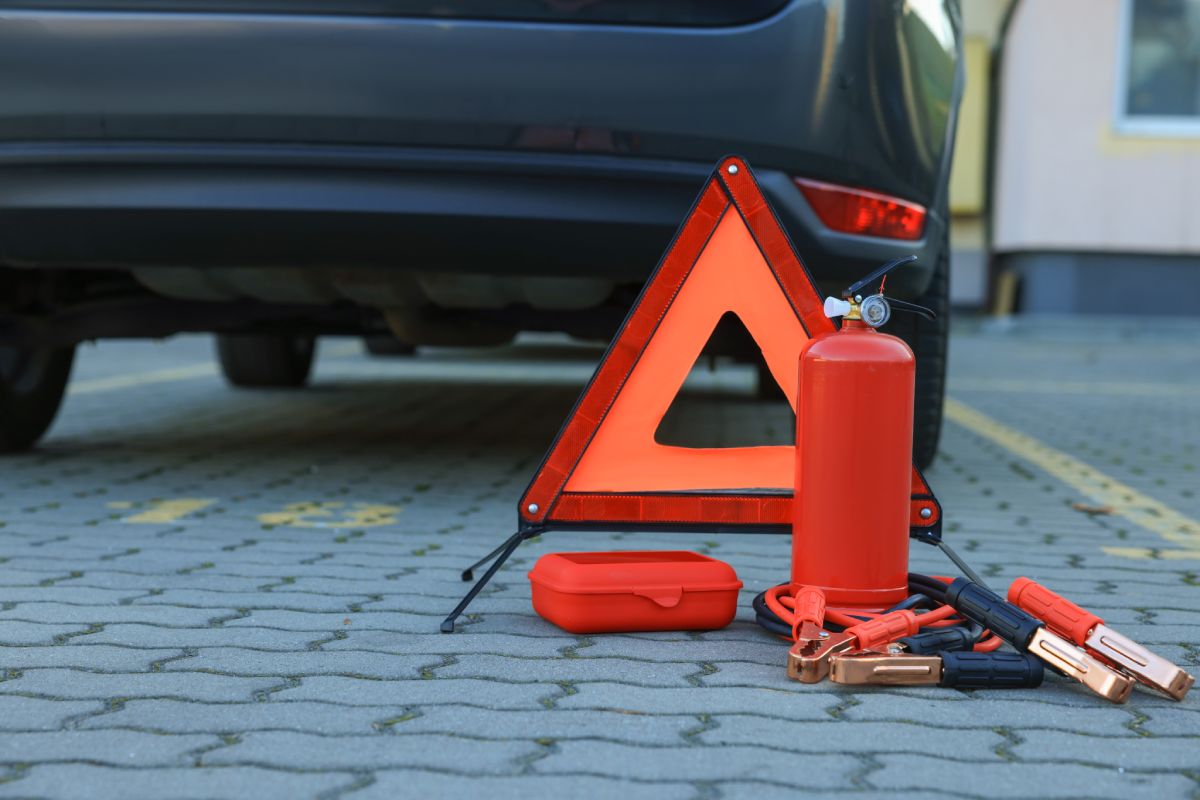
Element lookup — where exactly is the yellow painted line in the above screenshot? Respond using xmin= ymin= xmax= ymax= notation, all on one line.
xmin=950 ymin=378 xmax=1200 ymax=398
xmin=69 ymin=363 xmax=218 ymax=395
xmin=944 ymin=397 xmax=1200 ymax=560
xmin=257 ymin=501 xmax=401 ymax=529
xmin=321 ymin=341 xmax=363 ymax=358
xmin=1104 ymin=546 xmax=1200 ymax=560
xmin=113 ymin=498 xmax=217 ymax=524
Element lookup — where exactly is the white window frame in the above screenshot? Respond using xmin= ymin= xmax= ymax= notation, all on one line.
xmin=1114 ymin=0 xmax=1200 ymax=136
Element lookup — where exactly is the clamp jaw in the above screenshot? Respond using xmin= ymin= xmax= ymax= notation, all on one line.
xmin=787 ymin=610 xmax=922 ymax=684
xmin=1009 ymin=577 xmax=1193 ymax=701
xmin=829 ymin=650 xmax=1044 ymax=689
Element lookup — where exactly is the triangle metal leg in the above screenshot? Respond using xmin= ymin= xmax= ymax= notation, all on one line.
xmin=440 ymin=529 xmax=537 ymax=633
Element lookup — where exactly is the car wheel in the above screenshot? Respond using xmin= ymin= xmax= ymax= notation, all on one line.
xmin=890 ymin=235 xmax=949 ymax=470
xmin=0 ymin=344 xmax=75 ymax=453
xmin=363 ymin=336 xmax=416 ymax=357
xmin=216 ymin=334 xmax=315 ymax=388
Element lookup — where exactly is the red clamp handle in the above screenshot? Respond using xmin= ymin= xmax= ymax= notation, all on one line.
xmin=1008 ymin=577 xmax=1102 ymax=646
xmin=790 ymin=585 xmax=827 ymax=641
xmin=795 ymin=586 xmax=826 ymax=626
xmin=847 ymin=610 xmax=921 ymax=652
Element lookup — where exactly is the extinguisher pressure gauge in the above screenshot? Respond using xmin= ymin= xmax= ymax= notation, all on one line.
xmin=859 ymin=295 xmax=891 ymax=328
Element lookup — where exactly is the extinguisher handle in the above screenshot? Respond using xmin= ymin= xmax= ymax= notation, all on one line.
xmin=844 ymin=255 xmax=918 ymax=298
xmin=886 ymin=298 xmax=937 ymax=321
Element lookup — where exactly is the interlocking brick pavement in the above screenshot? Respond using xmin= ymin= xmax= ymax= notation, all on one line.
xmin=0 ymin=320 xmax=1197 ymax=799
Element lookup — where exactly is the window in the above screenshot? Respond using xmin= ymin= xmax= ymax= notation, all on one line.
xmin=1117 ymin=0 xmax=1200 ymax=134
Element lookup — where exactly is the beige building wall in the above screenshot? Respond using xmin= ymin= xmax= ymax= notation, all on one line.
xmin=994 ymin=0 xmax=1200 ymax=254
xmin=949 ymin=36 xmax=990 ymax=215
xmin=948 ymin=0 xmax=1010 ymax=306
xmin=950 ymin=0 xmax=1010 ymax=215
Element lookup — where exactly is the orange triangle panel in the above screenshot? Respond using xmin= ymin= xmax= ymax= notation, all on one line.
xmin=519 ymin=156 xmax=940 ymax=534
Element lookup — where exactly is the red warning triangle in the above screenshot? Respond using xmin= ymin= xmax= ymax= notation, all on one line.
xmin=519 ymin=156 xmax=941 ymax=534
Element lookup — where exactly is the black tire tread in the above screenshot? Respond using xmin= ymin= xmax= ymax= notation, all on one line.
xmin=216 ymin=334 xmax=315 ymax=388
xmin=0 ymin=346 xmax=75 ymax=453
xmin=893 ymin=238 xmax=949 ymax=470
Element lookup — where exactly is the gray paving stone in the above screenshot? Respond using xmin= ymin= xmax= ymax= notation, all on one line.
xmin=0 ymin=587 xmax=142 ymax=605
xmin=0 ymin=602 xmax=245 ymax=627
xmin=78 ymin=624 xmax=320 ymax=650
xmin=0 ymin=645 xmax=181 ymax=672
xmin=204 ymin=731 xmax=535 ymax=771
xmin=275 ymin=676 xmax=559 ymax=709
xmin=0 ymin=325 xmax=1196 ymax=797
xmin=0 ymin=621 xmax=93 ymax=646
xmin=321 ymin=630 xmax=579 ymax=658
xmin=699 ymin=717 xmax=1006 ymax=759
xmin=840 ymin=691 xmax=1140 ymax=734
xmin=357 ymin=771 xmax=698 ymax=800
xmin=867 ymin=753 xmax=1195 ymax=798
xmin=0 ymin=764 xmax=356 ymax=800
xmin=131 ymin=590 xmax=374 ymax=612
xmin=163 ymin=648 xmax=432 ymax=679
xmin=388 ymin=705 xmax=699 ymax=744
xmin=79 ymin=699 xmax=406 ymax=735
xmin=695 ymin=660 xmax=791 ymax=686
xmin=535 ymin=741 xmax=861 ymax=786
xmin=558 ymin=683 xmax=840 ymax=717
xmin=1135 ymin=706 xmax=1200 ymax=736
xmin=0 ymin=730 xmax=217 ymax=766
xmin=0 ymin=697 xmax=105 ymax=731
xmin=0 ymin=668 xmax=281 ymax=702
xmin=223 ymin=609 xmax=446 ymax=633
xmin=1013 ymin=730 xmax=1200 ymax=770
xmin=435 ymin=653 xmax=702 ymax=686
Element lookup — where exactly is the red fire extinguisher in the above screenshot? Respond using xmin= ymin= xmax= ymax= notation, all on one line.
xmin=792 ymin=256 xmax=935 ymax=610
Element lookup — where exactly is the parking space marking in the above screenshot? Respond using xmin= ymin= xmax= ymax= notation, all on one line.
xmin=110 ymin=498 xmax=217 ymax=524
xmin=257 ymin=501 xmax=402 ymax=529
xmin=68 ymin=364 xmax=218 ymax=395
xmin=66 ymin=341 xmax=363 ymax=396
xmin=950 ymin=378 xmax=1200 ymax=398
xmin=944 ymin=397 xmax=1200 ymax=560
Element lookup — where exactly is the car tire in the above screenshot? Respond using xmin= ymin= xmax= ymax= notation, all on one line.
xmin=216 ymin=334 xmax=315 ymax=388
xmin=0 ymin=345 xmax=75 ymax=453
xmin=363 ymin=336 xmax=416 ymax=357
xmin=890 ymin=235 xmax=949 ymax=470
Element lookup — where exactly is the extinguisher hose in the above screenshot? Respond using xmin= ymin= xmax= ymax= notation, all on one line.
xmin=751 ymin=573 xmax=1001 ymax=652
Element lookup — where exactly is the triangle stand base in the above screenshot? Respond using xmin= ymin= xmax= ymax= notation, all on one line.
xmin=440 ymin=526 xmax=544 ymax=633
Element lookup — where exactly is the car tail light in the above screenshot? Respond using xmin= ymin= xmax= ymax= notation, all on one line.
xmin=794 ymin=177 xmax=926 ymax=241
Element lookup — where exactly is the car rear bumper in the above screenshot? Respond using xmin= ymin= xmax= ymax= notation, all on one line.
xmin=0 ymin=142 xmax=942 ymax=297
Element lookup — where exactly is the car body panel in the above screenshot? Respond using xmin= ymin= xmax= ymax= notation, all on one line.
xmin=0 ymin=0 xmax=961 ymax=335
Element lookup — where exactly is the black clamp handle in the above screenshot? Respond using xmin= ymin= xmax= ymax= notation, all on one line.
xmin=897 ymin=626 xmax=974 ymax=655
xmin=945 ymin=578 xmax=1043 ymax=651
xmin=940 ymin=651 xmax=1045 ymax=689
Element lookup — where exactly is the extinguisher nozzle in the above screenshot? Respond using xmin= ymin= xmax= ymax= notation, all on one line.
xmin=823 ymin=297 xmax=853 ymax=319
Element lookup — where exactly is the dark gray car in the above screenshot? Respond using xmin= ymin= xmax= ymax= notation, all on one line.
xmin=0 ymin=0 xmax=962 ymax=464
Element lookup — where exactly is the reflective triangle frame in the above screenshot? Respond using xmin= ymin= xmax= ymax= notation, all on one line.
xmin=441 ymin=156 xmax=941 ymax=632
xmin=518 ymin=156 xmax=941 ymax=536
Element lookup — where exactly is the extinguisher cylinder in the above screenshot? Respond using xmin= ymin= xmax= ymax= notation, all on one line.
xmin=792 ymin=320 xmax=914 ymax=609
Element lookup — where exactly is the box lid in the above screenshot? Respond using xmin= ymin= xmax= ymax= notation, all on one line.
xmin=528 ymin=551 xmax=742 ymax=608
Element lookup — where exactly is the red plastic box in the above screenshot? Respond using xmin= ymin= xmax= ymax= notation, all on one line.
xmin=528 ymin=551 xmax=742 ymax=634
